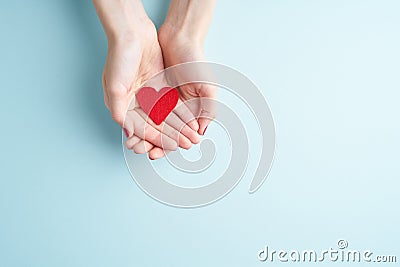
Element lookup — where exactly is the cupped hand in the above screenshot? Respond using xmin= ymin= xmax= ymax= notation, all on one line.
xmin=158 ymin=25 xmax=217 ymax=136
xmin=129 ymin=25 xmax=218 ymax=160
xmin=102 ymin=20 xmax=200 ymax=152
xmin=102 ymin=19 xmax=163 ymax=125
xmin=93 ymin=0 xmax=216 ymax=160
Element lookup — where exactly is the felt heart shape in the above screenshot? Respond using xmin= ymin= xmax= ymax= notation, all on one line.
xmin=136 ymin=86 xmax=179 ymax=125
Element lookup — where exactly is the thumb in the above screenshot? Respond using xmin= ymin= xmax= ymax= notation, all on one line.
xmin=102 ymin=45 xmax=140 ymax=127
xmin=107 ymin=83 xmax=129 ymax=127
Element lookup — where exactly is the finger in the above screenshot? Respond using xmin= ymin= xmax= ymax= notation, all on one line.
xmin=165 ymin=112 xmax=200 ymax=144
xmin=103 ymin=46 xmax=140 ymax=126
xmin=102 ymin=74 xmax=111 ymax=110
xmin=125 ymin=135 xmax=141 ymax=149
xmin=129 ymin=110 xmax=178 ymax=150
xmin=125 ymin=133 xmax=154 ymax=154
xmin=149 ymin=147 xmax=171 ymax=160
xmin=198 ymin=85 xmax=217 ymax=135
xmin=198 ymin=118 xmax=212 ymax=135
xmin=136 ymin=109 xmax=193 ymax=150
xmin=133 ymin=139 xmax=154 ymax=154
xmin=106 ymin=82 xmax=128 ymax=126
xmin=173 ymin=99 xmax=199 ymax=132
xmin=198 ymin=107 xmax=216 ymax=136
xmin=123 ymin=109 xmax=136 ymax=138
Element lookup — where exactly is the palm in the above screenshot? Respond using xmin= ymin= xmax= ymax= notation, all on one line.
xmin=102 ymin=22 xmax=164 ymax=122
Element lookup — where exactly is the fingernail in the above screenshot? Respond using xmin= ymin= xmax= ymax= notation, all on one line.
xmin=202 ymin=126 xmax=208 ymax=135
xmin=123 ymin=128 xmax=129 ymax=138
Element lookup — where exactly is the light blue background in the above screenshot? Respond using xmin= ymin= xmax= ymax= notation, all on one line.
xmin=0 ymin=0 xmax=399 ymax=266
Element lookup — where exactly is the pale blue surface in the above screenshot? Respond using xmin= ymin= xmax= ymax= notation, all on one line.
xmin=0 ymin=1 xmax=399 ymax=266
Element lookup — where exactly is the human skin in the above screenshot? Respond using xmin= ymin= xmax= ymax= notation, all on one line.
xmin=92 ymin=0 xmax=201 ymax=153
xmin=92 ymin=0 xmax=216 ymax=159
xmin=133 ymin=0 xmax=217 ymax=159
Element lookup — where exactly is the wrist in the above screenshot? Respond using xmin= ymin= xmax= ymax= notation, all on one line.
xmin=93 ymin=0 xmax=153 ymax=46
xmin=158 ymin=23 xmax=204 ymax=51
xmin=107 ymin=18 xmax=154 ymax=47
xmin=160 ymin=0 xmax=215 ymax=46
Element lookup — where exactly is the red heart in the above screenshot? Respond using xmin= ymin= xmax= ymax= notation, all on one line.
xmin=136 ymin=86 xmax=179 ymax=125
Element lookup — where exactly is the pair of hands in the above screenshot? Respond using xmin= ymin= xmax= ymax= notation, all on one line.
xmin=102 ymin=20 xmax=216 ymax=159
